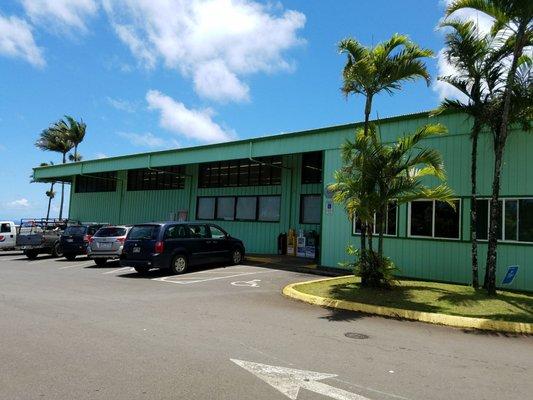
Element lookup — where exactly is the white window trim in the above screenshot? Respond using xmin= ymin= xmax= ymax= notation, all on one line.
xmin=477 ymin=197 xmax=533 ymax=244
xmin=407 ymin=199 xmax=462 ymax=240
xmin=352 ymin=202 xmax=398 ymax=237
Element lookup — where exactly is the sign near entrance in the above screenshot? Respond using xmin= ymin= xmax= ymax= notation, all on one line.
xmin=502 ymin=265 xmax=519 ymax=285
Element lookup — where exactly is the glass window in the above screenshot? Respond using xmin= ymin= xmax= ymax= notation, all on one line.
xmin=127 ymin=166 xmax=184 ymax=191
xmin=301 ymin=195 xmax=321 ymax=224
xmin=519 ymin=199 xmax=533 ymax=242
xmin=1 ymin=223 xmax=11 ymax=233
xmin=209 ymin=225 xmax=227 ymax=239
xmin=216 ymin=197 xmax=236 ymax=220
xmin=236 ymin=197 xmax=257 ymax=220
xmin=95 ymin=227 xmax=127 ymax=237
xmin=301 ymin=151 xmax=323 ymax=184
xmin=197 ymin=197 xmax=216 ymax=220
xmin=410 ymin=200 xmax=460 ymax=239
xmin=410 ymin=201 xmax=433 ymax=237
xmin=164 ymin=225 xmax=189 ymax=239
xmin=64 ymin=226 xmax=87 ymax=235
xmin=475 ymin=199 xmax=489 ymax=240
xmin=128 ymin=225 xmax=159 ymax=240
xmin=435 ymin=200 xmax=460 ymax=238
xmin=258 ymin=196 xmax=281 ymax=222
xmin=504 ymin=200 xmax=518 ymax=241
xmin=189 ymin=224 xmax=209 ymax=238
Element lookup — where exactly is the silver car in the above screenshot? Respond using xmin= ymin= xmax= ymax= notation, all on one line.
xmin=88 ymin=226 xmax=131 ymax=267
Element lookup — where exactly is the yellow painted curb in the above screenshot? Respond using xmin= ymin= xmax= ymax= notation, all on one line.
xmin=282 ymin=277 xmax=533 ymax=335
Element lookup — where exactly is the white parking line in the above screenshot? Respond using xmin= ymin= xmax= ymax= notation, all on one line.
xmin=102 ymin=267 xmax=135 ymax=274
xmin=153 ymin=269 xmax=278 ymax=285
xmin=58 ymin=262 xmax=94 ymax=270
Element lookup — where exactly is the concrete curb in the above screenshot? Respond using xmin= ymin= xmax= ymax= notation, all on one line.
xmin=282 ymin=277 xmax=533 ymax=335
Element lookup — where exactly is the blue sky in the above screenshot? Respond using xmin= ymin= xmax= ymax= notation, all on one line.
xmin=0 ymin=0 xmax=474 ymax=221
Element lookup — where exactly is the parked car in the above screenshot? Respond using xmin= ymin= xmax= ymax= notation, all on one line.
xmin=0 ymin=221 xmax=17 ymax=251
xmin=61 ymin=224 xmax=106 ymax=261
xmin=120 ymin=222 xmax=245 ymax=275
xmin=16 ymin=219 xmax=67 ymax=259
xmin=87 ymin=226 xmax=132 ymax=267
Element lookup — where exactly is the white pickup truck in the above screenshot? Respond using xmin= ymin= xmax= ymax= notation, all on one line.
xmin=0 ymin=221 xmax=17 ymax=250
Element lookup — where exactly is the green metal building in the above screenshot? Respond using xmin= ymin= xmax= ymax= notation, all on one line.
xmin=33 ymin=111 xmax=533 ymax=291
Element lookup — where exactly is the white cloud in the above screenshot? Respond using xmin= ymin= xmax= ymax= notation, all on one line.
xmin=433 ymin=0 xmax=495 ymax=100
xmin=7 ymin=198 xmax=30 ymax=209
xmin=102 ymin=0 xmax=305 ymax=102
xmin=106 ymin=96 xmax=137 ymax=113
xmin=20 ymin=0 xmax=99 ymax=32
xmin=118 ymin=131 xmax=176 ymax=149
xmin=146 ymin=90 xmax=235 ymax=144
xmin=95 ymin=152 xmax=108 ymax=159
xmin=0 ymin=15 xmax=45 ymax=67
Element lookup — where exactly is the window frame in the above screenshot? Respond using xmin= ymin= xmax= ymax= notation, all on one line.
xmin=301 ymin=151 xmax=323 ymax=184
xmin=127 ymin=165 xmax=185 ymax=191
xmin=351 ymin=201 xmax=399 ymax=237
xmin=476 ymin=197 xmax=533 ymax=244
xmin=195 ymin=195 xmax=281 ymax=223
xmin=300 ymin=194 xmax=322 ymax=225
xmin=75 ymin=172 xmax=117 ymax=193
xmin=408 ymin=199 xmax=462 ymax=240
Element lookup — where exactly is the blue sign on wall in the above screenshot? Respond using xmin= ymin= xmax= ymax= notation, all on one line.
xmin=502 ymin=265 xmax=519 ymax=285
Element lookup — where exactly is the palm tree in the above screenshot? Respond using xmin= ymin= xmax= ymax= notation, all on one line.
xmin=35 ymin=123 xmax=74 ymax=220
xmin=338 ymin=34 xmax=433 ymax=279
xmin=39 ymin=162 xmax=56 ymax=220
xmin=329 ymin=123 xmax=455 ymax=287
xmin=447 ymin=0 xmax=533 ymax=295
xmin=433 ymin=19 xmax=500 ymax=288
xmin=64 ymin=115 xmax=86 ymax=161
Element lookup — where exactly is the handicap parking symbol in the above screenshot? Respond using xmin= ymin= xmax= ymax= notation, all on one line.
xmin=231 ymin=279 xmax=261 ymax=288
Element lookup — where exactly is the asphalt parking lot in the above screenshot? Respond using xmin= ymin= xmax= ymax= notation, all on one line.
xmin=1 ymin=251 xmax=532 ymax=400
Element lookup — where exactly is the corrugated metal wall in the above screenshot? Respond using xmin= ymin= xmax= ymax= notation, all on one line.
xmin=69 ymin=155 xmax=322 ymax=255
xmin=320 ymin=113 xmax=533 ymax=292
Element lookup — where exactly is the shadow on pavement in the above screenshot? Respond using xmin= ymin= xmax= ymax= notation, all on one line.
xmin=319 ymin=308 xmax=365 ymax=322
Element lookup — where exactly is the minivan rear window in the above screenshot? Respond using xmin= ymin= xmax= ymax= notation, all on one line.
xmin=64 ymin=226 xmax=87 ymax=235
xmin=95 ymin=227 xmax=127 ymax=237
xmin=129 ymin=225 xmax=159 ymax=240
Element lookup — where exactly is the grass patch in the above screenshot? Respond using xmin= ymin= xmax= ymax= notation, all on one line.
xmin=295 ymin=277 xmax=533 ymax=323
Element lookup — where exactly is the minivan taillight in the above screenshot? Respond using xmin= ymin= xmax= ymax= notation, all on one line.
xmin=116 ymin=237 xmax=125 ymax=244
xmin=154 ymin=241 xmax=164 ymax=254
xmin=84 ymin=235 xmax=93 ymax=243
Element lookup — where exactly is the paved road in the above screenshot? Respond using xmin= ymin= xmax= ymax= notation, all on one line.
xmin=0 ymin=251 xmax=531 ymax=400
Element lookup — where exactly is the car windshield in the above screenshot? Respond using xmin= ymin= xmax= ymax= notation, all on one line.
xmin=129 ymin=225 xmax=159 ymax=240
xmin=64 ymin=226 xmax=86 ymax=235
xmin=95 ymin=227 xmax=127 ymax=237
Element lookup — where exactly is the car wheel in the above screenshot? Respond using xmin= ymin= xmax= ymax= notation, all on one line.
xmin=134 ymin=266 xmax=150 ymax=275
xmin=65 ymin=253 xmax=76 ymax=261
xmin=231 ymin=248 xmax=243 ymax=265
xmin=51 ymin=242 xmax=63 ymax=258
xmin=25 ymin=250 xmax=39 ymax=260
xmin=170 ymin=254 xmax=188 ymax=275
xmin=94 ymin=258 xmax=107 ymax=267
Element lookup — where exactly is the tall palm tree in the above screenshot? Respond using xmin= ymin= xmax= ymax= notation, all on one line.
xmin=39 ymin=162 xmax=56 ymax=220
xmin=338 ymin=34 xmax=434 ymax=282
xmin=35 ymin=123 xmax=74 ymax=220
xmin=433 ymin=19 xmax=500 ymax=288
xmin=329 ymin=123 xmax=455 ymax=287
xmin=64 ymin=115 xmax=86 ymax=161
xmin=447 ymin=0 xmax=533 ymax=295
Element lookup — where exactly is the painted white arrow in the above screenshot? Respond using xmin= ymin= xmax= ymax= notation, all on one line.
xmin=231 ymin=359 xmax=371 ymax=400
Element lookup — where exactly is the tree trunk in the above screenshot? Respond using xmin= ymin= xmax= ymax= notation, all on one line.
xmin=485 ymin=138 xmax=505 ymax=296
xmin=74 ymin=144 xmax=78 ymax=161
xmin=59 ymin=153 xmax=66 ymax=220
xmin=377 ymin=205 xmax=386 ymax=257
xmin=470 ymin=122 xmax=480 ymax=288
xmin=46 ymin=182 xmax=54 ymax=220
xmin=484 ymin=21 xmax=527 ymax=296
xmin=363 ymin=95 xmax=373 ymax=136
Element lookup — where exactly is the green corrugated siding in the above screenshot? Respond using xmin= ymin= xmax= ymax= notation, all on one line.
xmin=320 ymin=117 xmax=533 ymax=292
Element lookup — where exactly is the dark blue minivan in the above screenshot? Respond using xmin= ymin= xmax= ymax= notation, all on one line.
xmin=120 ymin=222 xmax=245 ymax=274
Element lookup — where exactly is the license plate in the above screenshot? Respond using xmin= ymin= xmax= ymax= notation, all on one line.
xmin=99 ymin=242 xmax=112 ymax=249
xmin=133 ymin=247 xmax=141 ymax=253
xmin=66 ymin=238 xmax=73 ymax=242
